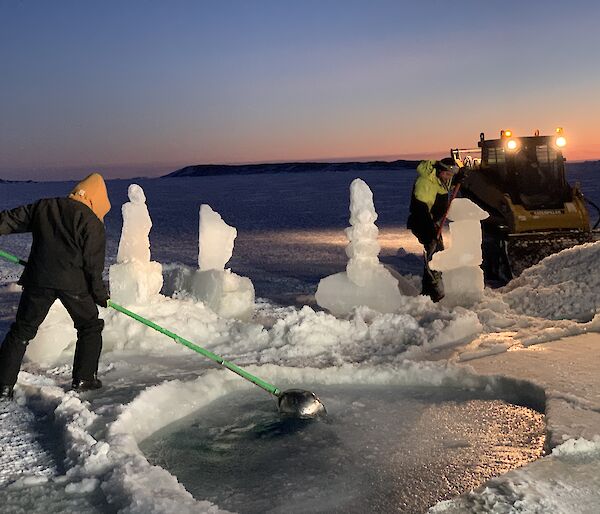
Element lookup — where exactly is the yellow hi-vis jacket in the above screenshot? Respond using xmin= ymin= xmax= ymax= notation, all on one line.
xmin=407 ymin=160 xmax=452 ymax=245
xmin=413 ymin=160 xmax=451 ymax=210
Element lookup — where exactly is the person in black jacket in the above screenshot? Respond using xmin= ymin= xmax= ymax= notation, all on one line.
xmin=407 ymin=158 xmax=462 ymax=302
xmin=0 ymin=173 xmax=111 ymax=399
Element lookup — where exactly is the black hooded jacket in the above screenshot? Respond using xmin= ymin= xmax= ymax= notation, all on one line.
xmin=0 ymin=198 xmax=109 ymax=305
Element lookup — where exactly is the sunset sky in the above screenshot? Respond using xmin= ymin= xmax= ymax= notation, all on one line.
xmin=2 ymin=0 xmax=600 ymax=180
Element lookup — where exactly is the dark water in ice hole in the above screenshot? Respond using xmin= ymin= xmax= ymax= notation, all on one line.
xmin=140 ymin=385 xmax=545 ymax=514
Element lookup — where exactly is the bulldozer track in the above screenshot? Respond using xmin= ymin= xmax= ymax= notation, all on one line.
xmin=506 ymin=236 xmax=588 ymax=277
xmin=482 ymin=229 xmax=594 ymax=284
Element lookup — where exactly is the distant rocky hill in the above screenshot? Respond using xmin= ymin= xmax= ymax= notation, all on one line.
xmin=164 ymin=160 xmax=421 ymax=178
xmin=0 ymin=178 xmax=35 ymax=183
xmin=567 ymin=160 xmax=600 ymax=170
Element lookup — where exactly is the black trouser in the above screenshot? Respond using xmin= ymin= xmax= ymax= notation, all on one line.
xmin=0 ymin=286 xmax=104 ymax=386
xmin=422 ymin=238 xmax=445 ymax=301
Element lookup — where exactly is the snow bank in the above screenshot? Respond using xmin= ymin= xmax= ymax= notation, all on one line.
xmin=24 ymin=285 xmax=482 ymax=376
xmin=552 ymin=435 xmax=600 ymax=457
xmin=25 ymin=293 xmax=261 ymax=366
xmin=431 ymin=435 xmax=600 ymax=513
xmin=259 ymin=304 xmax=482 ymax=367
xmin=101 ymin=294 xmax=263 ymax=356
xmin=501 ymin=241 xmax=600 ymax=321
xmin=16 ymin=377 xmax=229 ymax=514
xmin=456 ymin=305 xmax=600 ymax=364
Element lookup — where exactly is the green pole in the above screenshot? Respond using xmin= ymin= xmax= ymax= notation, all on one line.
xmin=0 ymin=248 xmax=281 ymax=397
xmin=107 ymin=300 xmax=281 ymax=397
xmin=0 ymin=249 xmax=27 ymax=267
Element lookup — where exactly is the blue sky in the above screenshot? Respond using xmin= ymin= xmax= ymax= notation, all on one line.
xmin=1 ymin=0 xmax=599 ymax=179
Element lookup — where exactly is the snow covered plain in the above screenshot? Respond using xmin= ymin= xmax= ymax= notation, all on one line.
xmin=1 ymin=162 xmax=599 ymax=513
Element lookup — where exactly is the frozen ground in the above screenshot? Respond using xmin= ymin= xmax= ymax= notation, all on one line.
xmin=1 ymin=163 xmax=600 ymax=513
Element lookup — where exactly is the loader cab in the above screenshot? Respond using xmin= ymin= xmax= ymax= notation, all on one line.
xmin=478 ymin=130 xmax=570 ymax=210
xmin=455 ymin=128 xmax=593 ymax=284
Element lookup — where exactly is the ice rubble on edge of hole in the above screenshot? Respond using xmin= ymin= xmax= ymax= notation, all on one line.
xmin=25 ymin=180 xmax=488 ymax=365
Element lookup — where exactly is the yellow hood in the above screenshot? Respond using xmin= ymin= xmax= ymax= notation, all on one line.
xmin=68 ymin=173 xmax=111 ymax=221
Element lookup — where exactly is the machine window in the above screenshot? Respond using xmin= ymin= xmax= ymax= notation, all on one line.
xmin=486 ymin=147 xmax=506 ymax=165
xmin=536 ymin=145 xmax=557 ymax=164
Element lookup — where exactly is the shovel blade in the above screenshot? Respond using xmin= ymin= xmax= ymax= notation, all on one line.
xmin=277 ymin=389 xmax=327 ymax=419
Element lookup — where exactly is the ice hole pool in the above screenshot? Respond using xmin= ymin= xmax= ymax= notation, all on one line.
xmin=140 ymin=385 xmax=545 ymax=513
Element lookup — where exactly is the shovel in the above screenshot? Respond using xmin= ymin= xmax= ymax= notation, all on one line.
xmin=421 ymin=181 xmax=462 ymax=298
xmin=436 ymin=181 xmax=462 ymax=241
xmin=0 ymin=249 xmax=326 ymax=419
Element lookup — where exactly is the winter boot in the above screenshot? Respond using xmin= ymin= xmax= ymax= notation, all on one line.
xmin=72 ymin=375 xmax=103 ymax=392
xmin=0 ymin=384 xmax=14 ymax=400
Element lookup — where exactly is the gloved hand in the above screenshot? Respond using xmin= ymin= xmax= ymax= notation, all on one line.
xmin=95 ymin=297 xmax=109 ymax=308
xmin=454 ymin=169 xmax=466 ymax=184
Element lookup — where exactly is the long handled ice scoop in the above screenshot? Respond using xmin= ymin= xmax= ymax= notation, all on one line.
xmin=108 ymin=301 xmax=326 ymax=419
xmin=0 ymin=249 xmax=326 ymax=419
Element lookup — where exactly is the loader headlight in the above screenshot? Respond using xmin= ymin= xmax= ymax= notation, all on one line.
xmin=555 ymin=136 xmax=567 ymax=147
xmin=506 ymin=139 xmax=518 ymax=151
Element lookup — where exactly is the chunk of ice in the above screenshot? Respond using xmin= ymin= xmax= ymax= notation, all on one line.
xmin=198 ymin=205 xmax=236 ymax=271
xmin=316 ymin=267 xmax=406 ymax=315
xmin=429 ymin=198 xmax=489 ymax=306
xmin=190 ymin=269 xmax=255 ymax=320
xmin=110 ymin=184 xmax=163 ymax=305
xmin=117 ymin=184 xmax=152 ymax=264
xmin=109 ymin=261 xmax=164 ymax=306
xmin=316 ymin=179 xmax=412 ymax=315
